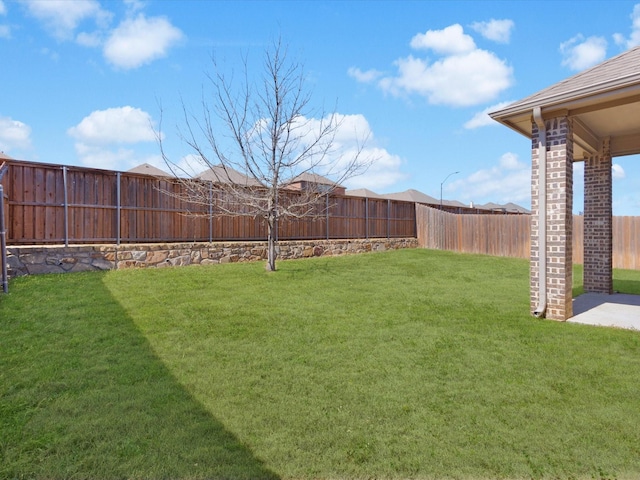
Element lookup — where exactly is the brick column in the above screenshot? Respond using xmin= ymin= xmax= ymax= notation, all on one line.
xmin=583 ymin=138 xmax=613 ymax=294
xmin=531 ymin=116 xmax=573 ymax=320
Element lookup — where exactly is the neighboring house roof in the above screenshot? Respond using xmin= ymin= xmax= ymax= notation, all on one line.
xmin=473 ymin=202 xmax=531 ymax=214
xmin=384 ymin=189 xmax=439 ymax=204
xmin=345 ymin=188 xmax=385 ymax=198
xmin=290 ymin=172 xmax=344 ymax=189
xmin=0 ymin=152 xmax=15 ymax=160
xmin=196 ymin=165 xmax=262 ymax=187
xmin=127 ymin=163 xmax=172 ymax=177
xmin=477 ymin=202 xmax=504 ymax=210
xmin=490 ymin=45 xmax=640 ymax=159
xmin=441 ymin=199 xmax=467 ymax=208
xmin=502 ymin=202 xmax=531 ymax=214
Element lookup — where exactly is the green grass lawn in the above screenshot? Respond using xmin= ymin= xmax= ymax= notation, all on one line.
xmin=1 ymin=248 xmax=640 ymax=480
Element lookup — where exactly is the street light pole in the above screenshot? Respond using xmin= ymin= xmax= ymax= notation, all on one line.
xmin=440 ymin=171 xmax=459 ymax=210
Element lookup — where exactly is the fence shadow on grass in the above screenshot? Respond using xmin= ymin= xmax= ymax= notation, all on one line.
xmin=0 ymin=272 xmax=279 ymax=480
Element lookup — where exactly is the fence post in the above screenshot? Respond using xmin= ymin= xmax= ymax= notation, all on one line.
xmin=387 ymin=199 xmax=390 ymax=239
xmin=0 ymin=162 xmax=8 ymax=293
xmin=116 ymin=172 xmax=121 ymax=246
xmin=209 ymin=181 xmax=213 ymax=243
xmin=326 ymin=194 xmax=330 ymax=240
xmin=63 ymin=166 xmax=69 ymax=247
xmin=365 ymin=197 xmax=369 ymax=239
xmin=440 ymin=209 xmax=445 ymax=250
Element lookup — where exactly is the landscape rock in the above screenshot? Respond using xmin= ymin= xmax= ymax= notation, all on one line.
xmin=5 ymin=238 xmax=418 ymax=280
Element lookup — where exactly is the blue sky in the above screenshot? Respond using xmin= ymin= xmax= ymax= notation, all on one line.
xmin=1 ymin=0 xmax=640 ymax=214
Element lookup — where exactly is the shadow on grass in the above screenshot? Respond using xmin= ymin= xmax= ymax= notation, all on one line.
xmin=0 ymin=272 xmax=279 ymax=480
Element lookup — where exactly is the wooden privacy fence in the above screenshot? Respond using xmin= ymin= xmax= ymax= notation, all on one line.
xmin=0 ymin=160 xmax=416 ymax=245
xmin=572 ymin=215 xmax=640 ymax=269
xmin=417 ymin=204 xmax=640 ymax=270
xmin=417 ymin=204 xmax=530 ymax=258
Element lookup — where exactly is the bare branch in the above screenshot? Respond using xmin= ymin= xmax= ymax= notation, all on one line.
xmin=157 ymin=38 xmax=370 ymax=271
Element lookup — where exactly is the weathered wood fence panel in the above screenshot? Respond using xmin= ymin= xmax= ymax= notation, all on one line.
xmin=417 ymin=204 xmax=640 ymax=269
xmin=573 ymin=215 xmax=583 ymax=266
xmin=1 ymin=160 xmax=416 ymax=245
xmin=612 ymin=216 xmax=640 ymax=270
xmin=416 ymin=205 xmax=530 ymax=258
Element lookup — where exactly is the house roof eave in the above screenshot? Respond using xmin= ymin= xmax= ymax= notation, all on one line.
xmin=490 ymin=46 xmax=640 ymax=140
xmin=491 ymin=78 xmax=640 ymax=118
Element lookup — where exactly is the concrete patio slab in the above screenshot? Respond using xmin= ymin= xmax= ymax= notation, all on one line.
xmin=569 ymin=293 xmax=640 ymax=331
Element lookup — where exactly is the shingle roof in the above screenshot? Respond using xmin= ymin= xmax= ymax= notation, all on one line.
xmin=196 ymin=165 xmax=262 ymax=186
xmin=383 ymin=189 xmax=439 ymax=204
xmin=492 ymin=45 xmax=640 ymax=118
xmin=291 ymin=172 xmax=344 ymax=188
xmin=490 ymin=46 xmax=640 ymax=158
xmin=345 ymin=188 xmax=385 ymax=198
xmin=127 ymin=163 xmax=172 ymax=177
xmin=502 ymin=202 xmax=531 ymax=214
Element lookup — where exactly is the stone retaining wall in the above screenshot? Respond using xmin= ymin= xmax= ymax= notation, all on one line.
xmin=6 ymin=238 xmax=418 ymax=278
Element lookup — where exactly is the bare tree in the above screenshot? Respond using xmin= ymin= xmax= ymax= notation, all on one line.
xmin=159 ymin=39 xmax=370 ymax=271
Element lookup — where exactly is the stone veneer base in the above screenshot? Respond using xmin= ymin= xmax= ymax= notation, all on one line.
xmin=6 ymin=238 xmax=418 ymax=279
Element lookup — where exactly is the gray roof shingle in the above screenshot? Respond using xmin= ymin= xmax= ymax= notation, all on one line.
xmin=492 ymin=46 xmax=640 ymax=117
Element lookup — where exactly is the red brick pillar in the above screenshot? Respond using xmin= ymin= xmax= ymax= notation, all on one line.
xmin=531 ymin=116 xmax=573 ymax=320
xmin=583 ymin=138 xmax=613 ymax=294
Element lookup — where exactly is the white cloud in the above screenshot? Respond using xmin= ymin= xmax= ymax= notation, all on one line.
xmin=22 ymin=1 xmax=182 ymax=69
xmin=614 ymin=3 xmax=640 ymax=48
xmin=499 ymin=152 xmax=522 ymax=170
xmin=612 ymin=163 xmax=626 ymax=179
xmin=410 ymin=24 xmax=476 ymax=55
xmin=630 ymin=3 xmax=640 ymax=46
xmin=328 ymin=114 xmax=408 ymax=190
xmin=0 ymin=115 xmax=32 ymax=151
xmin=343 ymin=146 xmax=407 ymax=190
xmin=449 ymin=152 xmax=531 ymax=204
xmin=40 ymin=46 xmax=60 ymax=61
xmin=347 ymin=67 xmax=383 ymax=83
xmin=451 ymin=157 xmax=626 ymax=209
xmin=124 ymin=0 xmax=146 ymax=14
xmin=464 ymin=101 xmax=513 ymax=129
xmin=76 ymin=30 xmax=102 ymax=47
xmin=269 ymin=113 xmax=407 ymax=191
xmin=380 ymin=49 xmax=512 ymax=107
xmin=560 ymin=34 xmax=608 ymax=71
xmin=353 ymin=24 xmax=513 ymax=107
xmin=68 ymin=106 xmax=158 ymax=145
xmin=331 ymin=113 xmax=379 ymax=148
xmin=74 ymin=143 xmax=134 ymax=170
xmin=21 ymin=0 xmax=110 ymax=40
xmin=0 ymin=1 xmax=8 ymax=38
xmin=103 ymin=14 xmax=183 ymax=69
xmin=73 ymin=142 xmax=164 ymax=171
xmin=165 ymin=153 xmax=209 ymax=177
xmin=613 ymin=32 xmax=625 ymax=46
xmin=68 ymin=106 xmax=161 ymax=169
xmin=470 ymin=19 xmax=514 ymax=43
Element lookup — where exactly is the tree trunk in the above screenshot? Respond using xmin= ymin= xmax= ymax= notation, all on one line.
xmin=266 ymin=212 xmax=277 ymax=271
